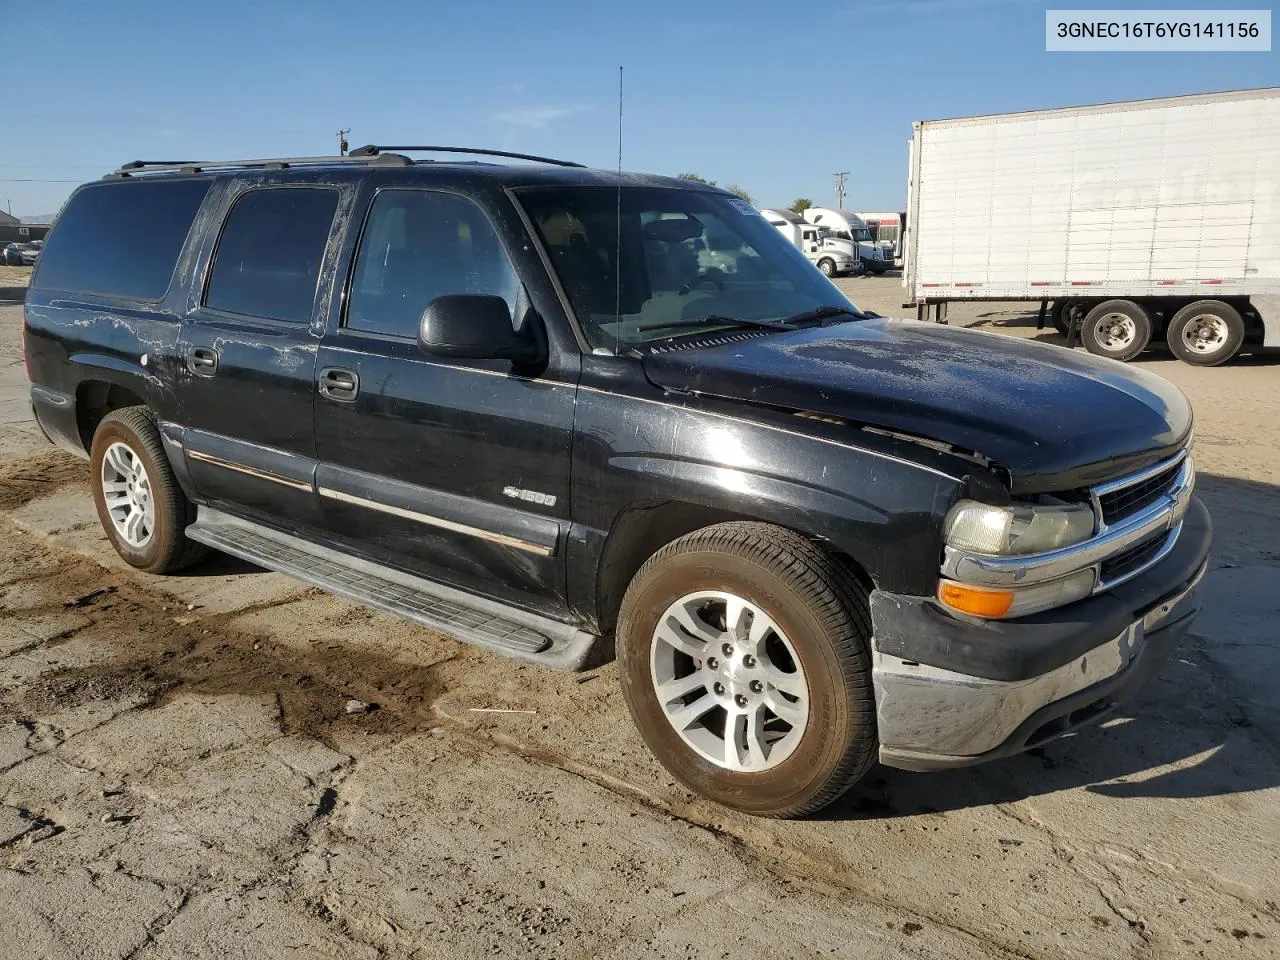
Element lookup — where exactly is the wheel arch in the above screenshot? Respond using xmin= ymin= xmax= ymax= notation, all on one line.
xmin=75 ymin=380 xmax=148 ymax=453
xmin=592 ymin=498 xmax=877 ymax=638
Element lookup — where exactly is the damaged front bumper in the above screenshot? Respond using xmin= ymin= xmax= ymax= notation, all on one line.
xmin=870 ymin=497 xmax=1211 ymax=771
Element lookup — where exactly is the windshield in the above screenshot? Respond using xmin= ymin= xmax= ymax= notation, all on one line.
xmin=517 ymin=187 xmax=857 ymax=350
xmin=851 ymin=227 xmax=873 ymax=243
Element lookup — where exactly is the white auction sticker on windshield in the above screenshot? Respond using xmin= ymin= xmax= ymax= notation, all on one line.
xmin=726 ymin=199 xmax=760 ymax=216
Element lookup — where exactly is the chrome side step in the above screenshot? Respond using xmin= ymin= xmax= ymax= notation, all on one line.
xmin=185 ymin=507 xmax=600 ymax=670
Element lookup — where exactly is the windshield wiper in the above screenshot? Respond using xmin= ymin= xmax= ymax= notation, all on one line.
xmin=779 ymin=305 xmax=868 ymax=326
xmin=635 ymin=314 xmax=796 ymax=334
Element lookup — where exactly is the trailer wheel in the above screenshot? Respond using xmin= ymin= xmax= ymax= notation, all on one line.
xmin=1167 ymin=300 xmax=1244 ymax=366
xmin=1050 ymin=300 xmax=1071 ymax=336
xmin=817 ymin=258 xmax=836 ymax=278
xmin=1081 ymin=300 xmax=1151 ymax=362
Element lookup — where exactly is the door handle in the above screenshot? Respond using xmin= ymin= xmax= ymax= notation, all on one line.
xmin=186 ymin=346 xmax=219 ymax=376
xmin=318 ymin=367 xmax=359 ymax=402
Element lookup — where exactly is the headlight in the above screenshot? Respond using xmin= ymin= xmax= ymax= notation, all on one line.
xmin=944 ymin=499 xmax=1095 ymax=556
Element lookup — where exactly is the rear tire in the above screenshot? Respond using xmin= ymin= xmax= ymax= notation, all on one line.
xmin=89 ymin=407 xmax=208 ymax=574
xmin=1081 ymin=299 xmax=1152 ymax=362
xmin=616 ymin=522 xmax=876 ymax=818
xmin=1167 ymin=300 xmax=1244 ymax=366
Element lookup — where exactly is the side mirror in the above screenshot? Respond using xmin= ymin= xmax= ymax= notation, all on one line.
xmin=418 ymin=295 xmax=542 ymax=363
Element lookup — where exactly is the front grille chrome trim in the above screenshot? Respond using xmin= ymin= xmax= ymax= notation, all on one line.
xmin=1093 ymin=448 xmax=1188 ymax=499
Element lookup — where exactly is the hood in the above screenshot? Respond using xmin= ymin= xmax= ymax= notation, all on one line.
xmin=641 ymin=319 xmax=1192 ymax=493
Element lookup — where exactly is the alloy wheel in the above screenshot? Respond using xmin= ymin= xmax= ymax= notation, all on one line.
xmin=101 ymin=441 xmax=156 ymax=548
xmin=650 ymin=590 xmax=809 ymax=772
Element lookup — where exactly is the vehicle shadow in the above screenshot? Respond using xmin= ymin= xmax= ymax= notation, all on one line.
xmin=823 ymin=470 xmax=1280 ymax=821
xmin=830 ymin=687 xmax=1271 ymax=822
xmin=170 ymin=549 xmax=265 ymax=577
xmin=824 ymin=654 xmax=1279 ymax=820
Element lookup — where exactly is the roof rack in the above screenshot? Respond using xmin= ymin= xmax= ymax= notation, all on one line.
xmin=107 ymin=153 xmax=413 ymax=178
xmin=348 ymin=144 xmax=585 ymax=168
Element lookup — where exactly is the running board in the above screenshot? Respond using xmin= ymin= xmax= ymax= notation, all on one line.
xmin=185 ymin=508 xmax=600 ymax=670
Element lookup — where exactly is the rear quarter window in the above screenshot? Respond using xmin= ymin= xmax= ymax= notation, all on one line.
xmin=33 ymin=178 xmax=213 ymax=301
xmin=204 ymin=187 xmax=339 ymax=324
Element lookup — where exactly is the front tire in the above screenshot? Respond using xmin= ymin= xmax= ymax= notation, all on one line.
xmin=1081 ymin=299 xmax=1152 ymax=361
xmin=90 ymin=407 xmax=208 ymax=574
xmin=1167 ymin=300 xmax=1244 ymax=366
xmin=617 ymin=522 xmax=876 ymax=818
xmin=817 ymin=258 xmax=836 ymax=278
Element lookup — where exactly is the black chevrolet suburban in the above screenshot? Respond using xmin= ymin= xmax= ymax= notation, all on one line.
xmin=23 ymin=147 xmax=1211 ymax=817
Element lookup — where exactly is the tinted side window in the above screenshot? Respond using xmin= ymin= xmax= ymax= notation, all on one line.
xmin=346 ymin=190 xmax=519 ymax=339
xmin=33 ymin=179 xmax=212 ymax=300
xmin=205 ymin=188 xmax=338 ymax=323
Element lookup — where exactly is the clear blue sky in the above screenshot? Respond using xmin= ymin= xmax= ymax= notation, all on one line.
xmin=2 ymin=0 xmax=1275 ymax=218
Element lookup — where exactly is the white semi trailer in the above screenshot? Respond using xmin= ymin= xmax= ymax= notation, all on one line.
xmin=902 ymin=87 xmax=1280 ymax=365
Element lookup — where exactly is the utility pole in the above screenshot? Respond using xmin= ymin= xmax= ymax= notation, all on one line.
xmin=833 ymin=171 xmax=850 ymax=210
xmin=336 ymin=129 xmax=351 ymax=156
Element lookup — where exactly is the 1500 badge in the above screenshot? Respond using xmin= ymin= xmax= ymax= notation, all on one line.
xmin=503 ymin=486 xmax=557 ymax=508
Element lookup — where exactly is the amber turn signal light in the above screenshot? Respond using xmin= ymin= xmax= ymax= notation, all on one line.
xmin=938 ymin=581 xmax=1015 ymax=618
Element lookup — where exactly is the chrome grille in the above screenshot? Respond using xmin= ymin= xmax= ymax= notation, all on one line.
xmin=1097 ymin=459 xmax=1183 ymax=526
xmin=1100 ymin=530 xmax=1171 ymax=584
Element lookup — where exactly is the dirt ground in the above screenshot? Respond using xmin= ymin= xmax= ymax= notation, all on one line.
xmin=1 ymin=279 xmax=1278 ymax=960
xmin=0 ymin=265 xmax=34 ymax=291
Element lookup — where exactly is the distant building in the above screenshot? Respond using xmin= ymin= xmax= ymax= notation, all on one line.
xmin=0 ymin=211 xmax=52 ymax=245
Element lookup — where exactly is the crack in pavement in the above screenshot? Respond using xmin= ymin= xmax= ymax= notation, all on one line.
xmin=1097 ymin=861 xmax=1152 ymax=946
xmin=0 ymin=701 xmax=151 ymax=776
xmin=1179 ymin=640 xmax=1280 ymax=754
xmin=120 ymin=886 xmax=192 ymax=960
xmin=0 ymin=805 xmax=64 ymax=849
xmin=994 ymin=802 xmax=1152 ymax=953
xmin=0 ymin=621 xmax=94 ymax=659
xmin=252 ymin=755 xmax=390 ymax=960
xmin=997 ymin=788 xmax=1280 ymax=927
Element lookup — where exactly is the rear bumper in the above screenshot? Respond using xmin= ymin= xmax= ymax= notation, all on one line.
xmin=870 ymin=497 xmax=1211 ymax=770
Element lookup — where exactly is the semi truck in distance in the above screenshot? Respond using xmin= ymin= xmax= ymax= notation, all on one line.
xmin=801 ymin=208 xmax=892 ymax=274
xmin=855 ymin=211 xmax=907 ymax=264
xmin=760 ymin=208 xmax=860 ymax=276
xmin=902 ymin=87 xmax=1280 ymax=365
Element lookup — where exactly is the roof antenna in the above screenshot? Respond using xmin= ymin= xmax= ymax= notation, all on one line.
xmin=613 ymin=65 xmax=623 ymax=355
